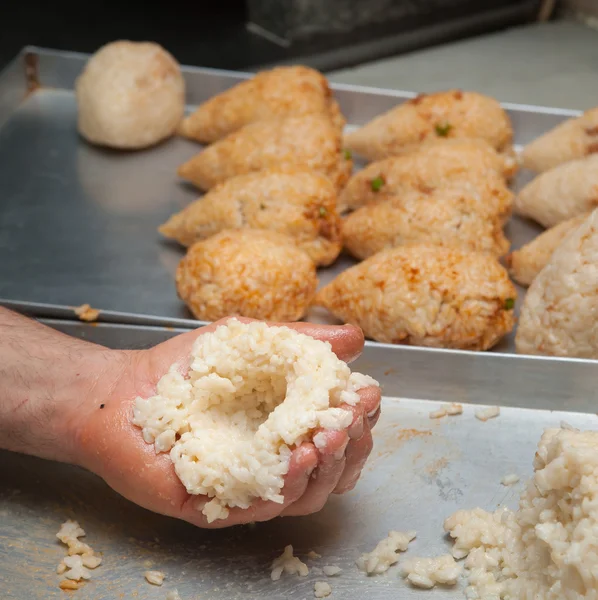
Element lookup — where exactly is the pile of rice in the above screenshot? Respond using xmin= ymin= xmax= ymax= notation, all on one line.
xmin=132 ymin=319 xmax=377 ymax=522
xmin=445 ymin=428 xmax=598 ymax=599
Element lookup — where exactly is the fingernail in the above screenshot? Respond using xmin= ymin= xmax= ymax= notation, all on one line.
xmin=334 ymin=438 xmax=350 ymax=460
xmin=349 ymin=415 xmax=365 ymax=440
xmin=367 ymin=406 xmax=380 ymax=419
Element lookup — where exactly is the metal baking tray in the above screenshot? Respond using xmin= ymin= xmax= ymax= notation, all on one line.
xmin=2 ymin=320 xmax=597 ymax=599
xmin=0 ymin=46 xmax=583 ymax=355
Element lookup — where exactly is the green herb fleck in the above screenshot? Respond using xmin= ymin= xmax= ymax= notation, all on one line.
xmin=435 ymin=122 xmax=453 ymax=137
xmin=371 ymin=176 xmax=385 ymax=192
xmin=318 ymin=206 xmax=328 ymax=217
xmin=504 ymin=298 xmax=515 ymax=310
xmin=343 ymin=148 xmax=352 ymax=160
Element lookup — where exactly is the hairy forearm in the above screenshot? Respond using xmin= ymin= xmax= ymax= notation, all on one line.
xmin=0 ymin=308 xmax=125 ymax=464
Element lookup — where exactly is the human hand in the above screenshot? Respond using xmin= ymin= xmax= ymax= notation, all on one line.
xmin=75 ymin=318 xmax=381 ymax=528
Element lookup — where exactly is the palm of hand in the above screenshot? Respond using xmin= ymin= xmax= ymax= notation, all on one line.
xmin=75 ymin=319 xmax=380 ymax=529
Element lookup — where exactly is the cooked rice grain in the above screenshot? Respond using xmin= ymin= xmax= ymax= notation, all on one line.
xmin=356 ymin=530 xmax=416 ymax=575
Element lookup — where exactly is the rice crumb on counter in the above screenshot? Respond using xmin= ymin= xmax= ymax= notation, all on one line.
xmin=356 ymin=530 xmax=416 ymax=575
xmin=500 ymin=474 xmax=520 ymax=486
xmin=59 ymin=579 xmax=82 ymax=590
xmin=429 ymin=407 xmax=447 ymax=419
xmin=322 ymin=566 xmax=342 ymax=576
xmin=73 ymin=303 xmax=100 ymax=322
xmin=307 ymin=550 xmax=322 ymax=559
xmin=55 ymin=520 xmax=102 ymax=588
xmin=314 ymin=581 xmax=332 ymax=597
xmin=474 ymin=406 xmax=500 ymax=421
xmin=271 ymin=545 xmax=309 ymax=581
xmin=429 ymin=403 xmax=463 ymax=419
xmin=145 ymin=571 xmax=166 ymax=586
xmin=166 ymin=590 xmax=182 ymax=600
xmin=400 ymin=554 xmax=462 ymax=588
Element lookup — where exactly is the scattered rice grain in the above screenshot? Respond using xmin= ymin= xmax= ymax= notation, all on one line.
xmin=55 ymin=520 xmax=101 ymax=586
xmin=474 ymin=406 xmax=500 ymax=421
xmin=356 ymin=530 xmax=416 ymax=575
xmin=59 ymin=579 xmax=81 ymax=590
xmin=430 ymin=403 xmax=463 ymax=419
xmin=63 ymin=556 xmax=91 ymax=581
xmin=145 ymin=571 xmax=166 ymax=586
xmin=74 ymin=303 xmax=100 ymax=322
xmin=314 ymin=581 xmax=332 ymax=597
xmin=500 ymin=473 xmax=519 ymax=486
xmin=429 ymin=407 xmax=447 ymax=419
xmin=322 ymin=566 xmax=342 ymax=576
xmin=271 ymin=545 xmax=309 ymax=581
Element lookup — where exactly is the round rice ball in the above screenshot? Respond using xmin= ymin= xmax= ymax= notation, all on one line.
xmin=76 ymin=41 xmax=185 ymax=149
xmin=176 ymin=230 xmax=317 ymax=322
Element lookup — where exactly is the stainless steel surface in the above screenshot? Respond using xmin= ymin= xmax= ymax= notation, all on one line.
xmin=0 ymin=322 xmax=596 ymax=598
xmin=2 ymin=318 xmax=597 ymax=599
xmin=0 ymin=47 xmax=584 ymax=356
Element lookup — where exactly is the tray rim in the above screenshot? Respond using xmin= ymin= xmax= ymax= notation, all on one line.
xmin=38 ymin=318 xmax=598 ymax=412
xmin=1 ymin=45 xmax=584 ymax=118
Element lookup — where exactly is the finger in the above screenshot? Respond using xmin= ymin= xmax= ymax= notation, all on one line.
xmin=180 ymin=443 xmax=318 ymax=529
xmin=332 ymin=388 xmax=379 ymax=493
xmin=281 ymin=430 xmax=348 ymax=517
xmin=368 ymin=406 xmax=381 ymax=429
xmin=358 ymin=385 xmax=382 ymax=429
xmin=345 ymin=404 xmax=364 ymax=441
xmin=333 ymin=419 xmax=374 ymax=494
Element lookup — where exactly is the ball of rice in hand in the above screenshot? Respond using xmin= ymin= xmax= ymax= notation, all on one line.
xmin=176 ymin=230 xmax=317 ymax=322
xmin=76 ymin=41 xmax=185 ymax=149
xmin=132 ymin=319 xmax=378 ymax=522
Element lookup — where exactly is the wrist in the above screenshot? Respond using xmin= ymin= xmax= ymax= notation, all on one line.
xmin=0 ymin=309 xmax=133 ymax=465
xmin=57 ymin=346 xmax=134 ymax=466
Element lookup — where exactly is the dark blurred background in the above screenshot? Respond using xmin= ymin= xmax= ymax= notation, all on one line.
xmin=0 ymin=0 xmax=546 ymax=71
